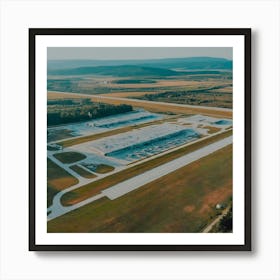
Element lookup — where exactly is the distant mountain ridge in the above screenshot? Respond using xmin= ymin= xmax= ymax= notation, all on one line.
xmin=48 ymin=65 xmax=180 ymax=77
xmin=48 ymin=56 xmax=232 ymax=73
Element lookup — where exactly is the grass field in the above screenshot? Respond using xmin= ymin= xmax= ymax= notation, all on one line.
xmin=53 ymin=151 xmax=86 ymax=164
xmin=47 ymin=158 xmax=78 ymax=207
xmin=69 ymin=165 xmax=97 ymax=179
xmin=61 ymin=129 xmax=232 ymax=206
xmin=48 ymin=145 xmax=232 ymax=233
xmin=95 ymin=164 xmax=115 ymax=174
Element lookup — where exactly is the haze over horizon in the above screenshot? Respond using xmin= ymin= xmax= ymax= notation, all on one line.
xmin=48 ymin=47 xmax=233 ymax=61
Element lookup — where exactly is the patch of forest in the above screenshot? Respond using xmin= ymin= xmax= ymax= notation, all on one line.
xmin=132 ymin=84 xmax=233 ymax=108
xmin=114 ymin=79 xmax=157 ymax=84
xmin=217 ymin=206 xmax=233 ymax=233
xmin=47 ymin=98 xmax=133 ymax=126
xmin=47 ymin=78 xmax=162 ymax=94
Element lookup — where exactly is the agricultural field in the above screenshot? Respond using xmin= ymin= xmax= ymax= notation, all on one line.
xmin=46 ymin=54 xmax=233 ymax=233
xmin=48 ymin=57 xmax=232 ymax=109
xmin=48 ymin=74 xmax=232 ymax=108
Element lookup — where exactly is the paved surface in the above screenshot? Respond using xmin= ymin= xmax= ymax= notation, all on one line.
xmin=48 ymin=136 xmax=232 ymax=221
xmin=102 ymin=136 xmax=232 ymax=199
xmin=47 ymin=152 xmax=91 ymax=185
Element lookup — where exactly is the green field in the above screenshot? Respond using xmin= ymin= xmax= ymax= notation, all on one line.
xmin=47 ymin=158 xmax=78 ymax=207
xmin=53 ymin=151 xmax=86 ymax=164
xmin=48 ymin=145 xmax=232 ymax=233
xmin=61 ymin=130 xmax=232 ymax=206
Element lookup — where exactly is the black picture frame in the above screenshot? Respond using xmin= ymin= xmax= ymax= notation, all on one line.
xmin=29 ymin=28 xmax=251 ymax=251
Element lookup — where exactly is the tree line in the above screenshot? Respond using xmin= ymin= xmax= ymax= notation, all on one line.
xmin=47 ymin=99 xmax=133 ymax=126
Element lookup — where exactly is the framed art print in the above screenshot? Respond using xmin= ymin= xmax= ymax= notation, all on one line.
xmin=29 ymin=28 xmax=251 ymax=251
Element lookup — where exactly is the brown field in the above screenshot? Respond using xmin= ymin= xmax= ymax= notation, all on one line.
xmin=100 ymin=91 xmax=160 ymax=98
xmin=111 ymin=79 xmax=210 ymax=88
xmin=203 ymin=126 xmax=222 ymax=134
xmin=48 ymin=145 xmax=232 ymax=233
xmin=69 ymin=165 xmax=97 ymax=179
xmin=81 ymin=79 xmax=207 ymax=89
xmin=60 ymin=129 xmax=232 ymax=206
xmin=49 ymin=75 xmax=231 ymax=90
xmin=209 ymin=86 xmax=232 ymax=94
xmin=95 ymin=164 xmax=115 ymax=174
xmin=47 ymin=158 xmax=78 ymax=207
xmin=48 ymin=92 xmax=86 ymax=100
xmin=51 ymin=76 xmax=227 ymax=89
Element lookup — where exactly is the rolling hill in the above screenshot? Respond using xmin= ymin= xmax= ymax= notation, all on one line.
xmin=48 ymin=65 xmax=181 ymax=77
xmin=48 ymin=56 xmax=233 ymax=73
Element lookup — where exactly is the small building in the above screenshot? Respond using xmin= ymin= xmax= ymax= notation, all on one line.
xmin=216 ymin=203 xmax=223 ymax=210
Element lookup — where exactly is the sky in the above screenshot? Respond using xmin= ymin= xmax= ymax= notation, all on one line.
xmin=47 ymin=47 xmax=232 ymax=60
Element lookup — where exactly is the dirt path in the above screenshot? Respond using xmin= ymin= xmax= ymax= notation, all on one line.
xmin=202 ymin=205 xmax=231 ymax=233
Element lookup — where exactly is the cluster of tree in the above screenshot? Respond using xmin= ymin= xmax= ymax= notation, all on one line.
xmin=141 ymin=84 xmax=232 ymax=101
xmin=47 ymin=98 xmax=92 ymax=106
xmin=114 ymin=79 xmax=156 ymax=84
xmin=217 ymin=206 xmax=232 ymax=233
xmin=48 ymin=100 xmax=133 ymax=126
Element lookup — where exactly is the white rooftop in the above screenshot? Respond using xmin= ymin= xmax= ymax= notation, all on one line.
xmin=89 ymin=123 xmax=190 ymax=155
xmin=178 ymin=115 xmax=232 ymax=126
